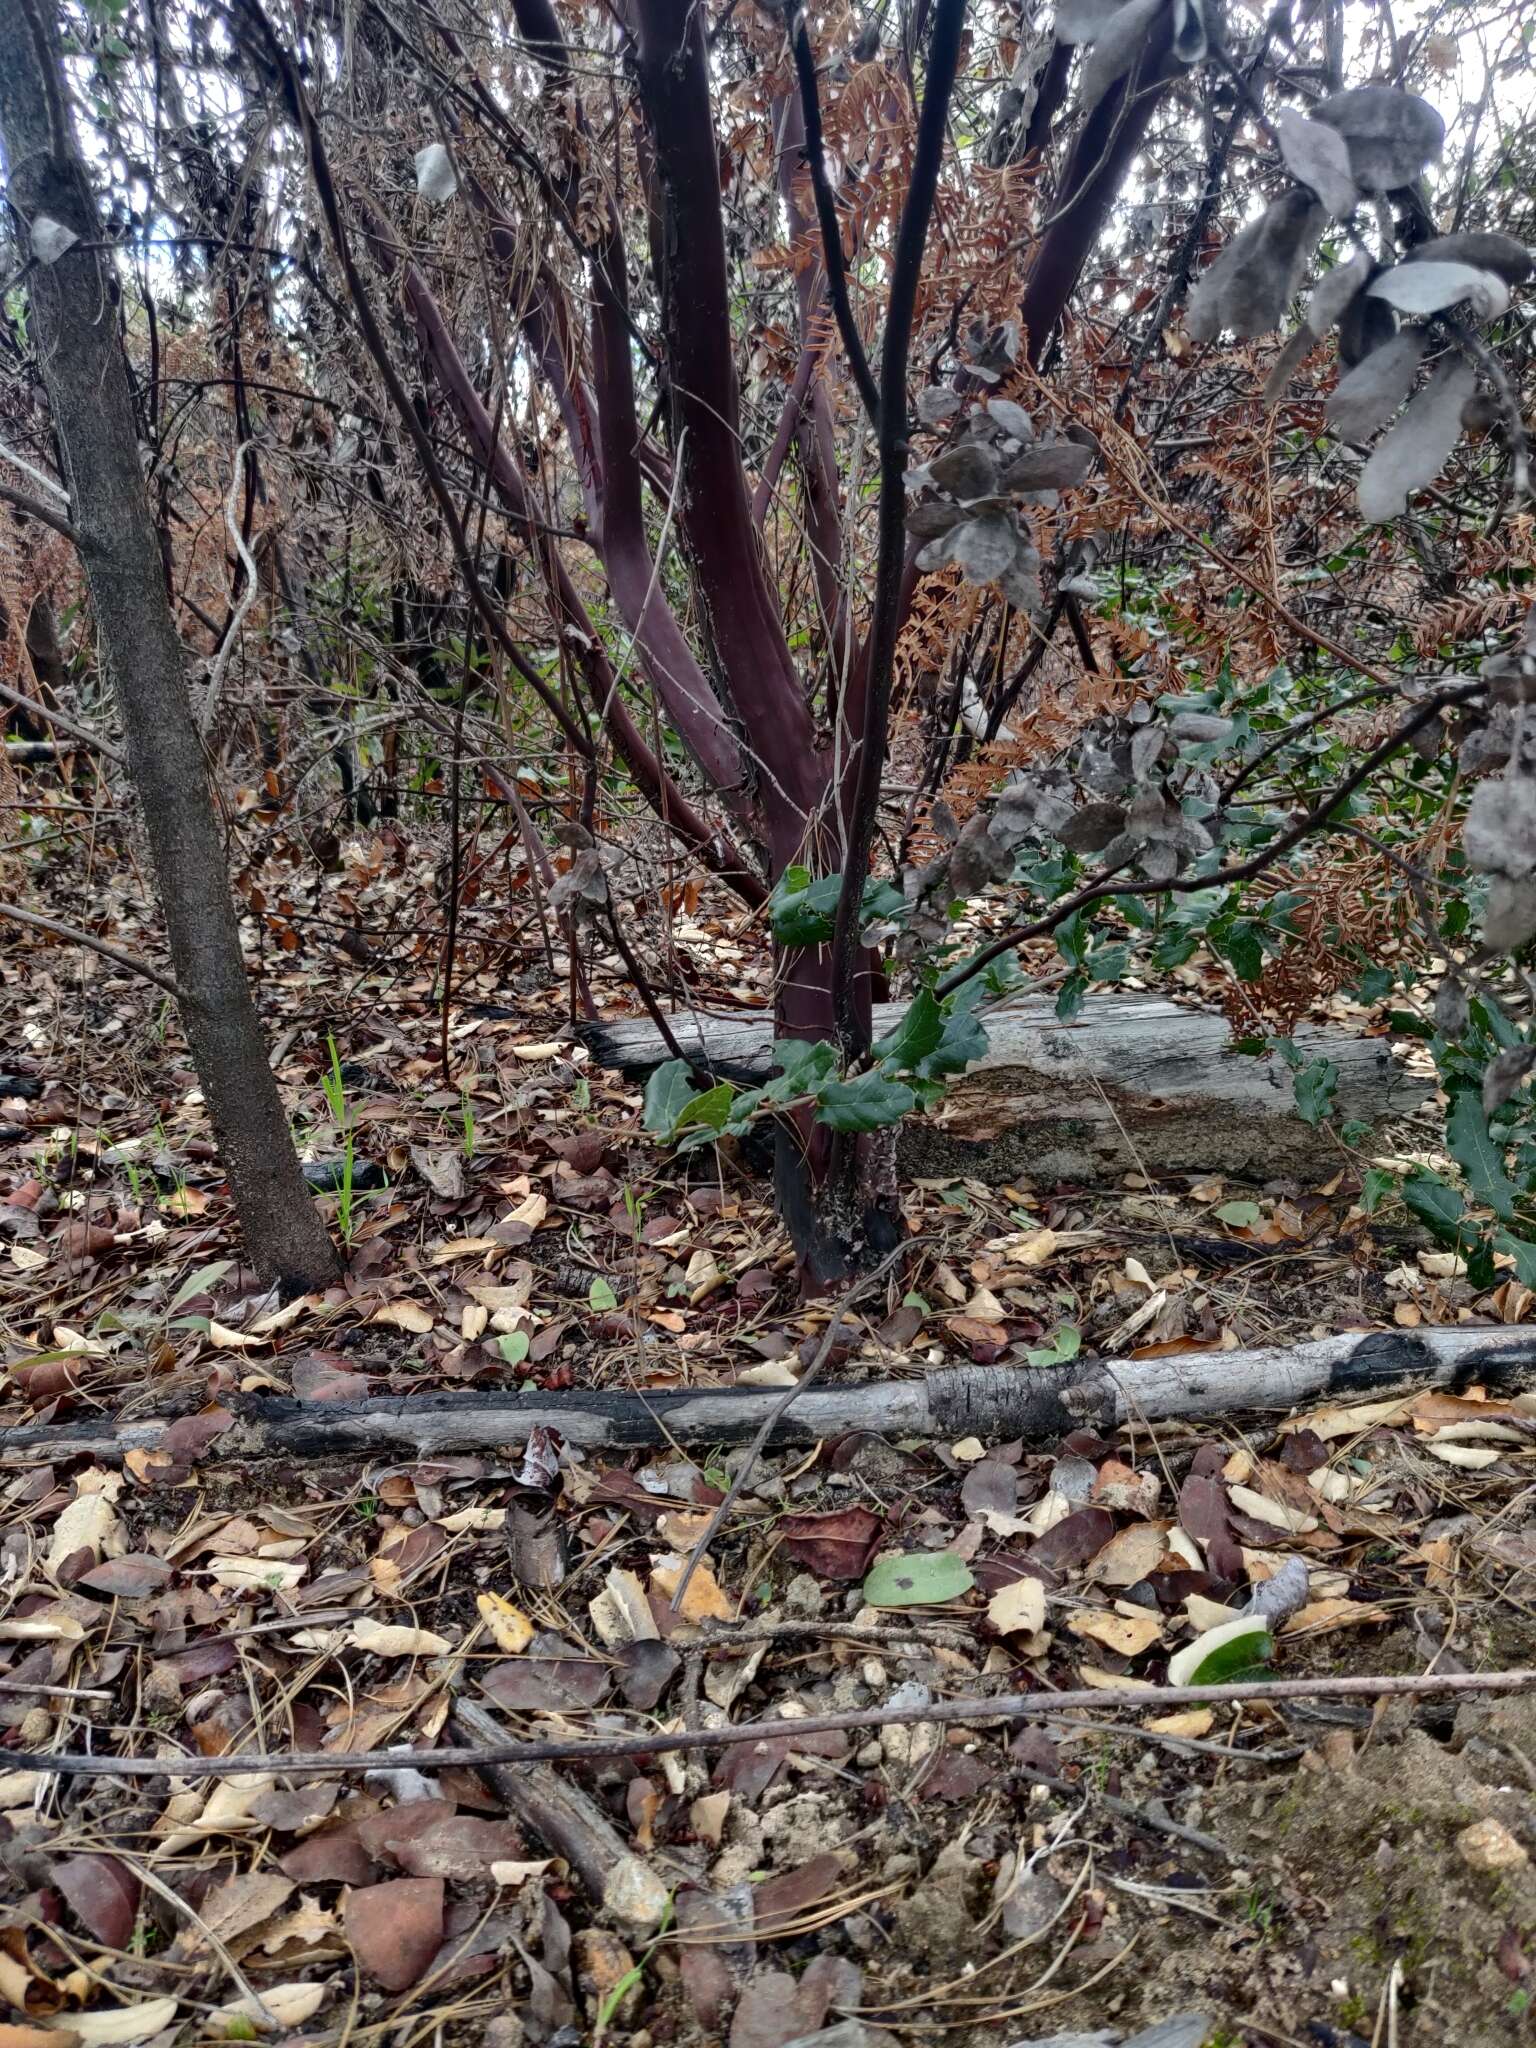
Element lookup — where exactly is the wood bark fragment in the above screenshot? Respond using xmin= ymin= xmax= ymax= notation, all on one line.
xmin=449 ymin=1697 xmax=670 ymax=1934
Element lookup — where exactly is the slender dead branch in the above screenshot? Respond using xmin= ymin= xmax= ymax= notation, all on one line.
xmin=11 ymin=1667 xmax=1535 ymax=1780
xmin=0 ymin=476 xmax=81 ymax=545
xmin=0 ymin=901 xmax=181 ymax=999
xmin=668 ymin=1240 xmax=908 ymax=1610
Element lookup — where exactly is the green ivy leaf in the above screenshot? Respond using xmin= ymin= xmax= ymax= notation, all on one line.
xmin=765 ymin=1040 xmax=840 ymax=1101
xmin=1024 ymin=1324 xmax=1081 ymax=1367
xmin=874 ymin=989 xmax=944 ymax=1071
xmin=1293 ymin=1057 xmax=1338 ymax=1127
xmin=816 ymin=1074 xmax=917 ymax=1133
xmin=1401 ymin=1170 xmax=1471 ymax=1249
xmin=497 ymin=1330 xmax=530 ymax=1365
xmin=588 ymin=1277 xmax=618 ymax=1312
xmin=674 ymin=1083 xmax=736 ymax=1133
xmin=643 ymin=1059 xmax=696 ymax=1136
xmin=1492 ymin=1231 xmax=1536 ymax=1287
xmin=1360 ymin=1167 xmax=1396 ymax=1215
xmin=862 ymin=1551 xmax=975 ymax=1608
xmin=917 ymin=1003 xmax=988 ymax=1081
xmin=1215 ymin=1200 xmax=1262 ymax=1227
xmin=1445 ymin=1089 xmax=1518 ymax=1222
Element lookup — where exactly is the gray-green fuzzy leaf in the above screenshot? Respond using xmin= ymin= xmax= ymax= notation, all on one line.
xmin=1357 ymin=353 xmax=1474 ymax=521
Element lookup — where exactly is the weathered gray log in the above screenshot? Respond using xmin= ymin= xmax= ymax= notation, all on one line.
xmin=4 ymin=1327 xmax=1529 ymax=1464
xmin=582 ymin=992 xmax=1426 ymax=1182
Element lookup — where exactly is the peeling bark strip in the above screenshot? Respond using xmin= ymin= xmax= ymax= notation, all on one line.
xmin=5 ymin=1328 xmax=1530 ymax=1465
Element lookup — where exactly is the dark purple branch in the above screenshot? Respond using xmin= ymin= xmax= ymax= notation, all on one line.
xmin=828 ymin=0 xmax=968 ymax=1058
xmin=787 ymin=11 xmax=881 ymax=425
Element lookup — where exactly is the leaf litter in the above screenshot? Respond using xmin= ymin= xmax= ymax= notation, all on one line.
xmin=5 ymin=903 xmax=1536 ymax=2043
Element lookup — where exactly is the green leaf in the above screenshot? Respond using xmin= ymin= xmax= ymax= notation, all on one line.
xmin=1401 ymin=1170 xmax=1469 ymax=1248
xmin=765 ymin=1039 xmax=840 ymax=1101
xmin=1293 ymin=1058 xmax=1338 ymax=1127
xmin=816 ymin=1074 xmax=917 ymax=1133
xmin=1493 ymin=1231 xmax=1536 ymax=1287
xmin=1166 ymin=1616 xmax=1273 ymax=1687
xmin=1218 ymin=918 xmax=1264 ymax=982
xmin=917 ymin=1003 xmax=988 ymax=1082
xmin=862 ymin=1551 xmax=975 ymax=1608
xmin=1215 ymin=1200 xmax=1262 ymax=1227
xmin=1055 ymin=970 xmax=1088 ymax=1022
xmin=874 ymin=989 xmax=944 ymax=1071
xmin=497 ymin=1330 xmax=530 ymax=1365
xmin=1024 ymin=1324 xmax=1081 ymax=1367
xmin=1360 ymin=1167 xmax=1396 ymax=1216
xmin=168 ymin=1258 xmax=234 ymax=1313
xmin=643 ymin=1060 xmax=696 ymax=1136
xmin=588 ymin=1277 xmax=618 ymax=1312
xmin=674 ymin=1083 xmax=736 ymax=1133
xmin=1446 ymin=1089 xmax=1518 ymax=1221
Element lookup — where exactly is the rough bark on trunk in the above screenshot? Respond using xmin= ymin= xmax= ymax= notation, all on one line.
xmin=0 ymin=0 xmax=338 ymax=1296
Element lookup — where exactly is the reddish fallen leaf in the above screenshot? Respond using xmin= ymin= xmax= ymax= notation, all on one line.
xmin=1030 ymin=1505 xmax=1115 ymax=1573
xmin=75 ymin=1555 xmax=172 ymax=1598
xmin=158 ymin=1408 xmax=235 ymax=1461
xmin=776 ymin=1507 xmax=882 ymax=1579
xmin=752 ymin=1853 xmax=844 ymax=1934
xmin=343 ymin=1877 xmax=443 ymax=1991
xmin=51 ymin=1854 xmax=140 ymax=1949
xmin=390 ymin=1817 xmax=530 ymax=1882
xmin=291 ymin=1354 xmax=374 ymax=1402
xmin=616 ymin=1639 xmax=680 ymax=1709
xmin=961 ymin=1458 xmax=1019 ymax=1522
xmin=918 ymin=1749 xmax=1000 ymax=1802
xmin=674 ymin=1889 xmax=742 ymax=2028
xmin=279 ymin=1826 xmax=378 ymax=1887
xmin=728 ymin=1968 xmax=800 ymax=2048
xmin=480 ymin=1634 xmax=607 ymax=1712
xmin=355 ymin=1800 xmax=459 ymax=1866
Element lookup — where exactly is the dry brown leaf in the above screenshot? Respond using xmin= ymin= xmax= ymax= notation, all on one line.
xmin=651 ymin=1554 xmax=733 ymax=1623
xmin=369 ymin=1300 xmax=435 ymax=1335
xmin=476 ymin=1592 xmax=534 ymax=1653
xmin=1281 ymin=1598 xmax=1390 ymax=1635
xmin=986 ymin=1577 xmax=1047 ymax=1637
xmin=1065 ymin=1608 xmax=1164 ymax=1657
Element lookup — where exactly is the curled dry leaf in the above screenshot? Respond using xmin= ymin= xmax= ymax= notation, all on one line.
xmin=1066 ymin=1607 xmax=1165 ymax=1657
xmin=349 ymin=1618 xmax=453 ymax=1657
xmin=476 ymin=1590 xmax=535 ymax=1652
xmin=55 ymin=2001 xmax=179 ymax=2046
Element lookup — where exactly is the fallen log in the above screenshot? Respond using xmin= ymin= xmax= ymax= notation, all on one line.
xmin=580 ymin=991 xmax=1426 ymax=1182
xmin=3 ymin=1326 xmax=1530 ymax=1463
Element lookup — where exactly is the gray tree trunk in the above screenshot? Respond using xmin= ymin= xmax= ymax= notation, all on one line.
xmin=0 ymin=0 xmax=338 ymax=1295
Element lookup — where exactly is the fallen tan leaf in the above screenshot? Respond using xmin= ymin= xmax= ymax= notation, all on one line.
xmin=369 ymin=1300 xmax=435 ymax=1335
xmin=1066 ymin=1608 xmax=1164 ymax=1657
xmin=986 ymin=1578 xmax=1046 ymax=1637
xmin=476 ymin=1592 xmax=534 ymax=1654
xmin=349 ymin=1619 xmax=452 ymax=1657
xmin=651 ymin=1553 xmax=733 ymax=1623
xmin=1281 ymin=1598 xmax=1390 ymax=1636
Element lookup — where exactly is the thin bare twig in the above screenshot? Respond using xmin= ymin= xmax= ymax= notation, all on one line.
xmin=0 ymin=901 xmax=181 ymax=999
xmin=668 ymin=1239 xmax=909 ymax=1611
xmin=11 ymin=1667 xmax=1535 ymax=1780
